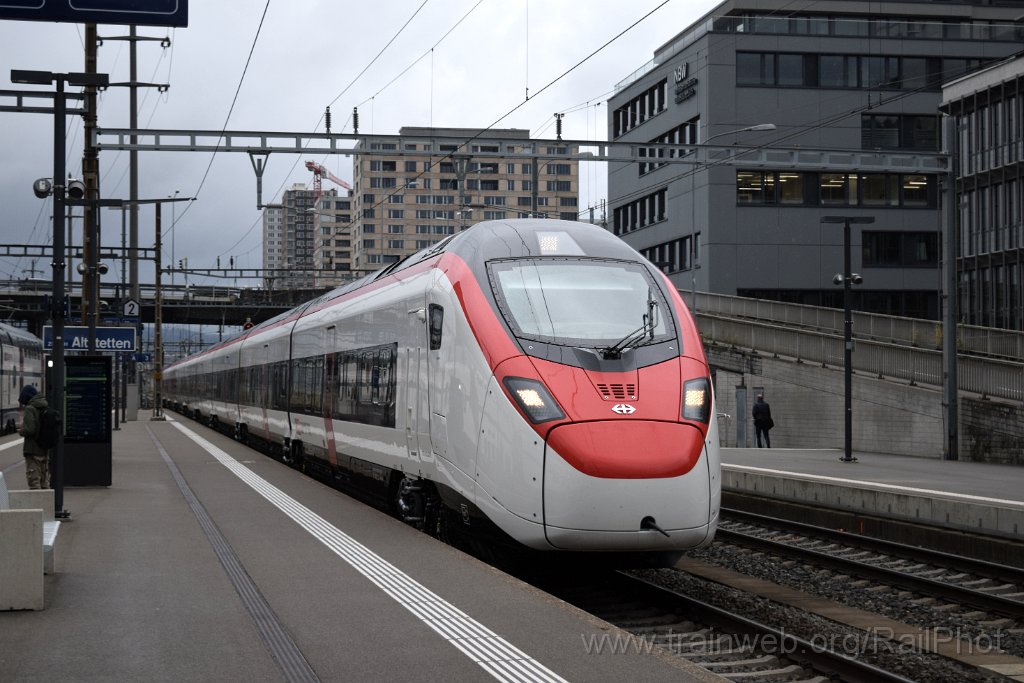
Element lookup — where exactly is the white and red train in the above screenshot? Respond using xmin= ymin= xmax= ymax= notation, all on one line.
xmin=164 ymin=219 xmax=720 ymax=564
xmin=0 ymin=322 xmax=44 ymax=435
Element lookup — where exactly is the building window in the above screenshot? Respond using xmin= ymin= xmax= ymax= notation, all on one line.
xmin=388 ymin=239 xmax=404 ymax=249
xmin=612 ymin=78 xmax=667 ymax=137
xmin=388 ymin=225 xmax=404 ymax=234
xmin=546 ymin=180 xmax=572 ymax=192
xmin=613 ymin=188 xmax=666 ymax=235
xmin=387 ymin=209 xmax=404 ymax=219
xmin=405 ymin=161 xmax=417 ymax=172
xmin=736 ymin=170 xmax=935 ymax=207
xmin=862 ymin=114 xmax=938 ymax=150
xmin=862 ymin=231 xmax=938 ymax=267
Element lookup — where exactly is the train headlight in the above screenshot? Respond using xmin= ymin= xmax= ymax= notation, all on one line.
xmin=682 ymin=377 xmax=711 ymax=423
xmin=503 ymin=377 xmax=565 ymax=423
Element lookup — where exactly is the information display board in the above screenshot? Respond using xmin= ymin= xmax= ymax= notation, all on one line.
xmin=63 ymin=355 xmax=113 ymax=486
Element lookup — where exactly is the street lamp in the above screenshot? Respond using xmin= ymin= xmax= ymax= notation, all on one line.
xmin=15 ymin=68 xmax=109 ymax=520
xmin=687 ymin=123 xmax=776 ymax=309
xmin=821 ymin=215 xmax=874 ymax=463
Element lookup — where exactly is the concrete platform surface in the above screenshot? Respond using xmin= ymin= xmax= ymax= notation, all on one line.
xmin=722 ymin=448 xmax=1024 ymax=539
xmin=0 ymin=417 xmax=717 ymax=683
xmin=723 ymin=448 xmax=1024 ymax=504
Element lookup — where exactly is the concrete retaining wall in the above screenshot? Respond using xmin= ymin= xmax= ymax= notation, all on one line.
xmin=708 ymin=343 xmax=1022 ymax=464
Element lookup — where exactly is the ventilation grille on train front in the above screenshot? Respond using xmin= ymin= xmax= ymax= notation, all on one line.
xmin=596 ymin=383 xmax=637 ymax=400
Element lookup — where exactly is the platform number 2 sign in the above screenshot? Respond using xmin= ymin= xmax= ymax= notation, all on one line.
xmin=123 ymin=299 xmax=140 ymax=318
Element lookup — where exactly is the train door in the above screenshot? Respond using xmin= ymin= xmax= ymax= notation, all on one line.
xmin=404 ymin=344 xmax=428 ymax=465
xmin=323 ymin=325 xmax=338 ymax=467
xmin=425 ymin=296 xmax=451 ymax=461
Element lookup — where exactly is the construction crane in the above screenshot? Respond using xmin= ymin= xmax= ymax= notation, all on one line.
xmin=305 ymin=160 xmax=352 ymax=210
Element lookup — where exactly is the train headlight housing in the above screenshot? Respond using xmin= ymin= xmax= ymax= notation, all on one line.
xmin=503 ymin=377 xmax=565 ymax=423
xmin=683 ymin=377 xmax=711 ymax=423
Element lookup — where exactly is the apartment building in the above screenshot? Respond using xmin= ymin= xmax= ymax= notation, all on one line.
xmin=352 ymin=126 xmax=579 ymax=272
xmin=311 ymin=192 xmax=354 ymax=288
xmin=262 ymin=184 xmax=335 ymax=290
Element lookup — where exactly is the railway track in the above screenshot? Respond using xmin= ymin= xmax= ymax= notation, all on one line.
xmin=531 ymin=569 xmax=916 ymax=683
xmin=717 ymin=508 xmax=1024 ymax=620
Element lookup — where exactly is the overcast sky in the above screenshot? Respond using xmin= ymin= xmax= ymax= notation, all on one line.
xmin=0 ymin=0 xmax=720 ymax=289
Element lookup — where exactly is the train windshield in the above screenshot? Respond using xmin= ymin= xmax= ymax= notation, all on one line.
xmin=488 ymin=258 xmax=674 ymax=347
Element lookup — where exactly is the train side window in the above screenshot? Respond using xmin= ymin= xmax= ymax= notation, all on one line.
xmin=428 ymin=304 xmax=444 ymax=350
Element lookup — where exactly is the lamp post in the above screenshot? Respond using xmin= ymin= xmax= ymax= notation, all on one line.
xmin=821 ymin=215 xmax=874 ymax=463
xmin=687 ymin=123 xmax=776 ymax=310
xmin=14 ymin=68 xmax=109 ymax=519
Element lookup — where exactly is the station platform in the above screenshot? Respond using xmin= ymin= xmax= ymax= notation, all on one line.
xmin=0 ymin=415 xmax=718 ymax=683
xmin=722 ymin=448 xmax=1024 ymax=542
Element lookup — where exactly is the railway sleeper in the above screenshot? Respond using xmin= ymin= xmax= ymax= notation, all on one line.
xmin=700 ymin=654 xmax=784 ymax=670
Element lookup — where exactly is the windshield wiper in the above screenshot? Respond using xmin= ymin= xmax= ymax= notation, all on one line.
xmin=600 ymin=293 xmax=659 ymax=360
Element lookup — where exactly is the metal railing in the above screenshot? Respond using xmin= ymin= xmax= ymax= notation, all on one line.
xmin=693 ymin=291 xmax=1024 ymax=361
xmin=696 ymin=313 xmax=1023 ymax=403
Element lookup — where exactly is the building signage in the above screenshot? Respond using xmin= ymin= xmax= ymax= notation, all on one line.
xmin=674 ymin=61 xmax=698 ymax=103
xmin=43 ymin=326 xmax=137 ymax=352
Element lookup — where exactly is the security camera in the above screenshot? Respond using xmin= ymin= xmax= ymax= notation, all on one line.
xmin=832 ymin=273 xmax=843 ymax=285
xmin=67 ymin=179 xmax=86 ymax=200
xmin=97 ymin=263 xmax=108 ymax=275
xmin=851 ymin=274 xmax=863 ymax=285
xmin=77 ymin=262 xmax=88 ymax=274
xmin=33 ymin=178 xmax=53 ymax=199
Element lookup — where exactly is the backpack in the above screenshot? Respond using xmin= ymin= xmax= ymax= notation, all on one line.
xmin=36 ymin=407 xmax=62 ymax=450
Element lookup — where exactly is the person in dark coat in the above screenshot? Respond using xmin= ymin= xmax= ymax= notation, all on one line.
xmin=752 ymin=393 xmax=773 ymax=448
xmin=18 ymin=385 xmax=51 ymax=489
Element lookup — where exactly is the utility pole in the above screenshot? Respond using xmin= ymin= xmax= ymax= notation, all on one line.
xmin=95 ymin=26 xmax=169 ymax=301
xmin=83 ymin=23 xmax=100 ymax=347
xmin=941 ymin=115 xmax=959 ymax=461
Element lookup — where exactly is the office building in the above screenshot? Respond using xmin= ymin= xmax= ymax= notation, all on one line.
xmin=941 ymin=53 xmax=1024 ymax=331
xmin=608 ymin=0 xmax=1022 ymax=318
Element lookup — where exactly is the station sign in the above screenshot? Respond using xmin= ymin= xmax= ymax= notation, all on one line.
xmin=43 ymin=326 xmax=137 ymax=352
xmin=0 ymin=1 xmax=188 ymax=27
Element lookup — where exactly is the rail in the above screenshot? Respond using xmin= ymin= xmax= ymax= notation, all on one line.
xmin=693 ymin=291 xmax=1024 ymax=361
xmin=696 ymin=312 xmax=1023 ymax=403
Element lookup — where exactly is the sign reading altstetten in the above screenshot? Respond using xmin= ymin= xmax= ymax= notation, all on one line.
xmin=43 ymin=326 xmax=137 ymax=352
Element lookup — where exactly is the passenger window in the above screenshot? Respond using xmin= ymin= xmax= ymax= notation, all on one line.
xmin=428 ymin=304 xmax=444 ymax=350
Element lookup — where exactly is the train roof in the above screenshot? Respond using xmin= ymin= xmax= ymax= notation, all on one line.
xmin=0 ymin=321 xmax=42 ymax=349
xmin=165 ymin=219 xmax=638 ymax=370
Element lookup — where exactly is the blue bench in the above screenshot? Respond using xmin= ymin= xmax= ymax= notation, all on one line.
xmin=0 ymin=471 xmax=60 ymax=610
